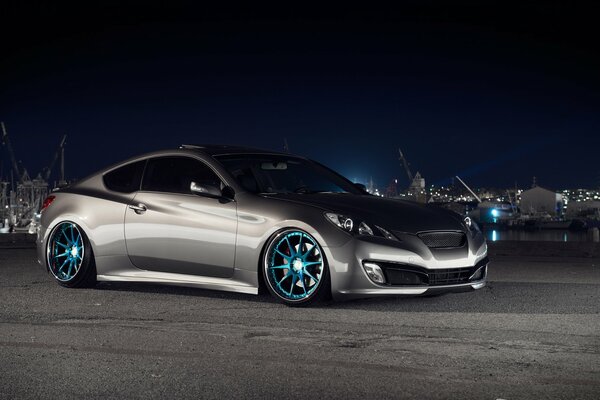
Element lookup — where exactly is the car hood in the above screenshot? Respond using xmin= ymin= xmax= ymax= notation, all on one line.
xmin=263 ymin=193 xmax=466 ymax=234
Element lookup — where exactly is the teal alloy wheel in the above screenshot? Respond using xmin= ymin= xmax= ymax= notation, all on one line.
xmin=47 ymin=222 xmax=96 ymax=288
xmin=264 ymin=229 xmax=328 ymax=305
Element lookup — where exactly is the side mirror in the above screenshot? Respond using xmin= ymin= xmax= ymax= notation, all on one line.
xmin=221 ymin=185 xmax=236 ymax=200
xmin=190 ymin=181 xmax=222 ymax=197
xmin=190 ymin=182 xmax=236 ymax=202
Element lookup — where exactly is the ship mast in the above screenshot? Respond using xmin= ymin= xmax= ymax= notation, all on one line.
xmin=455 ymin=175 xmax=482 ymax=203
xmin=398 ymin=148 xmax=413 ymax=182
xmin=1 ymin=122 xmax=23 ymax=183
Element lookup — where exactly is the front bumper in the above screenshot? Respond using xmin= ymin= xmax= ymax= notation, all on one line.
xmin=325 ymin=233 xmax=488 ymax=300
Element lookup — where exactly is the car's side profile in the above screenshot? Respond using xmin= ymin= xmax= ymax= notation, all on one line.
xmin=37 ymin=144 xmax=488 ymax=305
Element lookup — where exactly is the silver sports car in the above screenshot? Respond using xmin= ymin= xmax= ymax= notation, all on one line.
xmin=37 ymin=144 xmax=488 ymax=305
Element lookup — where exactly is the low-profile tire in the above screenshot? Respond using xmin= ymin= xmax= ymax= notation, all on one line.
xmin=46 ymin=221 xmax=96 ymax=288
xmin=263 ymin=228 xmax=330 ymax=306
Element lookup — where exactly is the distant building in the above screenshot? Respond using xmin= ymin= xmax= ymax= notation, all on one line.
xmin=520 ymin=186 xmax=564 ymax=216
xmin=565 ymin=200 xmax=600 ymax=219
xmin=385 ymin=179 xmax=398 ymax=197
xmin=476 ymin=201 xmax=515 ymax=223
xmin=407 ymin=171 xmax=427 ymax=203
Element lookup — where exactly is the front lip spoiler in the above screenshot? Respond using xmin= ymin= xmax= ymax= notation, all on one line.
xmin=338 ymin=279 xmax=486 ymax=297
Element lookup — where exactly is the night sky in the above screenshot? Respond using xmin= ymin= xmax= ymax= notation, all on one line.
xmin=1 ymin=1 xmax=599 ymax=190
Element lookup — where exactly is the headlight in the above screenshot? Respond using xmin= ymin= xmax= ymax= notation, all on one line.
xmin=375 ymin=225 xmax=397 ymax=241
xmin=464 ymin=216 xmax=473 ymax=229
xmin=325 ymin=213 xmax=356 ymax=232
xmin=325 ymin=213 xmax=399 ymax=241
xmin=358 ymin=222 xmax=373 ymax=235
xmin=464 ymin=216 xmax=480 ymax=235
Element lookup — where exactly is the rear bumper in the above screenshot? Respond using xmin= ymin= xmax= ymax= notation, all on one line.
xmin=36 ymin=225 xmax=48 ymax=270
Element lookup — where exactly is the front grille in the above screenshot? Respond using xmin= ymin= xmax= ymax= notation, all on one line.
xmin=371 ymin=257 xmax=488 ymax=286
xmin=385 ymin=269 xmax=428 ymax=285
xmin=417 ymin=231 xmax=466 ymax=248
xmin=384 ymin=266 xmax=476 ymax=286
xmin=428 ymin=267 xmax=474 ymax=285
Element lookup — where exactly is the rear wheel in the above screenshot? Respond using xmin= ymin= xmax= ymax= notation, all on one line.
xmin=263 ymin=229 xmax=329 ymax=306
xmin=46 ymin=221 xmax=96 ymax=288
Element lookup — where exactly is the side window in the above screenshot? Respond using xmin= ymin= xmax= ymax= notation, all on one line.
xmin=103 ymin=160 xmax=146 ymax=193
xmin=141 ymin=157 xmax=222 ymax=194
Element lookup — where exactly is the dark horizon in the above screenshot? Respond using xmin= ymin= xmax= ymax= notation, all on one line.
xmin=1 ymin=2 xmax=599 ymax=191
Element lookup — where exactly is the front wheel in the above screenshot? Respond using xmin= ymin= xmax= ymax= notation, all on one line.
xmin=263 ymin=229 xmax=330 ymax=306
xmin=46 ymin=221 xmax=96 ymax=288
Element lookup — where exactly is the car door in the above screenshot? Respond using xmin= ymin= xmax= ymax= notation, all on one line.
xmin=124 ymin=156 xmax=237 ymax=278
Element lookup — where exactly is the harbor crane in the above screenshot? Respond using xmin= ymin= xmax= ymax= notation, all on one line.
xmin=41 ymin=134 xmax=67 ymax=184
xmin=0 ymin=121 xmax=67 ymax=227
xmin=397 ymin=148 xmax=427 ymax=203
xmin=398 ymin=148 xmax=413 ymax=182
xmin=1 ymin=121 xmax=24 ymax=184
xmin=455 ymin=175 xmax=482 ymax=203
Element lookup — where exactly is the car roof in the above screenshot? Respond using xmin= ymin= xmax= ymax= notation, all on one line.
xmin=179 ymin=144 xmax=293 ymax=157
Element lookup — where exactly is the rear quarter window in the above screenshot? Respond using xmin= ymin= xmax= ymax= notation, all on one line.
xmin=103 ymin=160 xmax=146 ymax=193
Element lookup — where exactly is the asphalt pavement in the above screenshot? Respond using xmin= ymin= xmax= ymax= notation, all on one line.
xmin=1 ymin=248 xmax=599 ymax=399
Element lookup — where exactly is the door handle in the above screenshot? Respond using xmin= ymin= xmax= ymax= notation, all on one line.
xmin=128 ymin=203 xmax=147 ymax=214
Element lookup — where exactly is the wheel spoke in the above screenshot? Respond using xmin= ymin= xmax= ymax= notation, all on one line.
xmin=277 ymin=272 xmax=290 ymax=286
xmin=53 ymin=251 xmax=70 ymax=258
xmin=302 ymin=245 xmax=315 ymax=258
xmin=61 ymin=227 xmax=69 ymax=245
xmin=275 ymin=249 xmax=289 ymax=259
xmin=288 ymin=275 xmax=297 ymax=295
xmin=55 ymin=241 xmax=70 ymax=250
xmin=57 ymin=258 xmax=69 ymax=273
xmin=60 ymin=225 xmax=69 ymax=243
xmin=270 ymin=265 xmax=290 ymax=269
xmin=70 ymin=225 xmax=75 ymax=244
xmin=284 ymin=236 xmax=295 ymax=257
xmin=304 ymin=270 xmax=319 ymax=284
xmin=303 ymin=261 xmax=322 ymax=267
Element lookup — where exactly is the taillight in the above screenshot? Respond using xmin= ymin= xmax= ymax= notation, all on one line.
xmin=41 ymin=195 xmax=56 ymax=213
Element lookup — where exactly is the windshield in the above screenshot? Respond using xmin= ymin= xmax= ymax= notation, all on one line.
xmin=214 ymin=154 xmax=363 ymax=195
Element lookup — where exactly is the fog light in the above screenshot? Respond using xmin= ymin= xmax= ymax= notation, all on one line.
xmin=363 ymin=262 xmax=386 ymax=284
xmin=469 ymin=265 xmax=487 ymax=281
